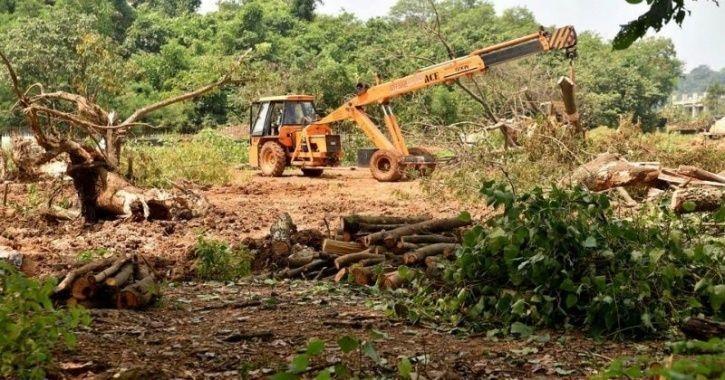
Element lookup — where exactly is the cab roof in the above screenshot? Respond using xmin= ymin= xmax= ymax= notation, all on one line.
xmin=257 ymin=94 xmax=315 ymax=102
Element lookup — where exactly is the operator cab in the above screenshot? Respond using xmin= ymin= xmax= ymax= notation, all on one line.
xmin=248 ymin=95 xmax=342 ymax=177
xmin=249 ymin=95 xmax=318 ymax=138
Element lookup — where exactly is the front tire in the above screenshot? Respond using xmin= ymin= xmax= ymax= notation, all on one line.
xmin=259 ymin=141 xmax=286 ymax=177
xmin=301 ymin=168 xmax=324 ymax=177
xmin=370 ymin=149 xmax=403 ymax=182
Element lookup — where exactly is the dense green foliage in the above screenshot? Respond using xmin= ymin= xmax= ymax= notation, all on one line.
xmin=191 ymin=235 xmax=252 ymax=281
xmin=124 ymin=129 xmax=248 ymax=188
xmin=677 ymin=65 xmax=725 ymax=94
xmin=388 ymin=183 xmax=724 ymax=337
xmin=1 ymin=0 xmax=683 ymax=134
xmin=0 ymin=263 xmax=90 ymax=379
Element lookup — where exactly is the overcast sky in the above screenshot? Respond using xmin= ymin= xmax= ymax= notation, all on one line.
xmin=199 ymin=0 xmax=724 ymax=71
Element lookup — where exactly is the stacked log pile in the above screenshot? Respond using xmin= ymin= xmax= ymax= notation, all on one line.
xmin=562 ymin=153 xmax=725 ymax=213
xmin=53 ymin=255 xmax=158 ymax=309
xmin=277 ymin=215 xmax=471 ymax=289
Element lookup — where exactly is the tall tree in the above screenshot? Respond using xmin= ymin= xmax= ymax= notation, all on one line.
xmin=291 ymin=0 xmax=318 ymax=21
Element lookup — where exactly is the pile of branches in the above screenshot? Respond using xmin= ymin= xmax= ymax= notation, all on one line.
xmin=52 ymin=255 xmax=158 ymax=310
xmin=562 ymin=153 xmax=725 ymax=213
xmin=276 ymin=215 xmax=471 ymax=288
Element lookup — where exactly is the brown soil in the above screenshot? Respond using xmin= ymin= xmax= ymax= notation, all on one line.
xmin=1 ymin=168 xmax=664 ymax=379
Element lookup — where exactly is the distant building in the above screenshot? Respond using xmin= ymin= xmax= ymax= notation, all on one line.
xmin=671 ymin=93 xmax=709 ymax=118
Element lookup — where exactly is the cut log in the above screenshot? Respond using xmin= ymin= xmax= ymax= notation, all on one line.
xmin=358 ymin=257 xmax=385 ymax=267
xmin=279 ymin=259 xmax=326 ymax=278
xmin=357 ymin=223 xmax=407 ymax=232
xmin=334 ymin=251 xmax=385 ymax=269
xmin=333 ymin=268 xmax=348 ymax=282
xmin=287 ymin=245 xmax=318 ymax=268
xmin=379 ymin=271 xmax=409 ymax=290
xmin=340 ymin=215 xmax=429 ymax=234
xmin=670 ymin=187 xmax=724 ymax=214
xmin=349 ymin=266 xmax=375 ymax=286
xmin=364 ymin=218 xmax=471 ymax=248
xmin=71 ymin=276 xmax=96 ymax=300
xmin=270 ymin=212 xmax=296 ymax=256
xmin=395 ymin=242 xmax=422 ymax=253
xmin=54 ymin=257 xmax=115 ymax=294
xmin=117 ymin=275 xmax=157 ymax=309
xmin=322 ymin=239 xmax=365 ymax=255
xmin=680 ymin=317 xmax=725 ymax=340
xmin=659 ymin=169 xmax=725 ymax=188
xmin=105 ymin=262 xmax=134 ymax=288
xmin=400 ymin=234 xmax=459 ymax=244
xmin=676 ymin=166 xmax=725 ymax=184
xmin=562 ymin=153 xmax=660 ymax=191
xmin=93 ymin=256 xmax=131 ymax=284
xmin=403 ymin=243 xmax=460 ymax=265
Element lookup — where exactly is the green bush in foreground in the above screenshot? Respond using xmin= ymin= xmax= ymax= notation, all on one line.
xmin=0 ymin=263 xmax=90 ymax=379
xmin=390 ymin=183 xmax=724 ymax=337
xmin=192 ymin=236 xmax=252 ymax=282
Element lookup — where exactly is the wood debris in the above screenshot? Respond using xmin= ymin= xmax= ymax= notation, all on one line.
xmin=565 ymin=153 xmax=725 ymax=214
xmin=53 ymin=255 xmax=159 ymax=309
xmin=275 ymin=214 xmax=468 ymax=288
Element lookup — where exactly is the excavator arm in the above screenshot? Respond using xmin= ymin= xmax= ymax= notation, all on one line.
xmin=302 ymin=26 xmax=576 ymax=180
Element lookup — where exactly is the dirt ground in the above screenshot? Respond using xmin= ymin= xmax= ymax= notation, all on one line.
xmin=1 ymin=168 xmax=664 ymax=379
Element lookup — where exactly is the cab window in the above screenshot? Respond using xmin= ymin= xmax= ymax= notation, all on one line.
xmin=251 ymin=102 xmax=269 ymax=136
xmin=283 ymin=101 xmax=317 ymax=125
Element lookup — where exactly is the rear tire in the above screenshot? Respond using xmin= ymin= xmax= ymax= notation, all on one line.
xmin=260 ymin=141 xmax=286 ymax=177
xmin=370 ymin=149 xmax=403 ymax=182
xmin=408 ymin=147 xmax=437 ymax=176
xmin=301 ymin=168 xmax=324 ymax=177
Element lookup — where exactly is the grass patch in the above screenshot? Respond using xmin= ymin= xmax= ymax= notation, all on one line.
xmin=124 ymin=128 xmax=248 ymax=188
xmin=191 ymin=235 xmax=253 ymax=281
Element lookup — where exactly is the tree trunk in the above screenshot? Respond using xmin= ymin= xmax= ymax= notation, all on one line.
xmin=270 ymin=212 xmax=296 ymax=256
xmin=340 ymin=215 xmax=429 ymax=234
xmin=670 ymin=187 xmax=724 ymax=214
xmin=562 ymin=153 xmax=660 ymax=191
xmin=363 ymin=218 xmax=471 ymax=248
xmin=402 ymin=243 xmax=460 ymax=265
xmin=334 ymin=250 xmax=385 ymax=269
xmin=676 ymin=166 xmax=725 ymax=184
xmin=400 ymin=234 xmax=458 ymax=244
xmin=105 ymin=263 xmax=134 ymax=288
xmin=349 ymin=266 xmax=375 ymax=286
xmin=54 ymin=257 xmax=116 ymax=294
xmin=322 ymin=239 xmax=364 ymax=255
xmin=117 ymin=275 xmax=157 ymax=309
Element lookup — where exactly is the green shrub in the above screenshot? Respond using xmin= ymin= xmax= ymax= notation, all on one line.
xmin=124 ymin=128 xmax=249 ymax=188
xmin=0 ymin=263 xmax=90 ymax=379
xmin=390 ymin=183 xmax=724 ymax=337
xmin=192 ymin=236 xmax=252 ymax=281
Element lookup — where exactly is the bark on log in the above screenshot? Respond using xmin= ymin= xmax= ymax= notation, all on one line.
xmin=403 ymin=243 xmax=460 ymax=265
xmin=334 ymin=251 xmax=385 ymax=269
xmin=357 ymin=257 xmax=385 ymax=267
xmin=562 ymin=153 xmax=660 ymax=191
xmin=395 ymin=242 xmax=422 ymax=253
xmin=105 ymin=263 xmax=134 ymax=288
xmin=93 ymin=256 xmax=131 ymax=283
xmin=322 ymin=239 xmax=364 ymax=255
xmin=680 ymin=317 xmax=725 ymax=340
xmin=287 ymin=246 xmax=318 ymax=268
xmin=117 ymin=275 xmax=157 ymax=309
xmin=670 ymin=187 xmax=724 ymax=214
xmin=349 ymin=266 xmax=375 ymax=286
xmin=54 ymin=257 xmax=115 ymax=294
xmin=270 ymin=212 xmax=296 ymax=256
xmin=400 ymin=234 xmax=459 ymax=244
xmin=676 ymin=166 xmax=725 ymax=184
xmin=364 ymin=218 xmax=470 ymax=248
xmin=658 ymin=170 xmax=725 ymax=188
xmin=378 ymin=271 xmax=407 ymax=290
xmin=280 ymin=259 xmax=326 ymax=278
xmin=333 ymin=268 xmax=348 ymax=282
xmin=615 ymin=187 xmax=638 ymax=207
xmin=340 ymin=215 xmax=429 ymax=234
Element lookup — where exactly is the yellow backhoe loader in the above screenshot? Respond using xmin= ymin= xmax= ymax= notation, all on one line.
xmin=248 ymin=26 xmax=577 ymax=181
